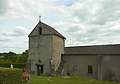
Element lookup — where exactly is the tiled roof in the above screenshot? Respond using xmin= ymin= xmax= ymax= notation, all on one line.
xmin=41 ymin=22 xmax=66 ymax=39
xmin=65 ymin=44 xmax=120 ymax=55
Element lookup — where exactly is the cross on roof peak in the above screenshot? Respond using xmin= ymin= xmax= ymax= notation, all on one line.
xmin=39 ymin=16 xmax=41 ymax=22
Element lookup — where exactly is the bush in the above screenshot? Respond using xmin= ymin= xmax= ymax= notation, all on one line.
xmin=13 ymin=63 xmax=26 ymax=68
xmin=0 ymin=62 xmax=26 ymax=68
xmin=0 ymin=67 xmax=22 ymax=84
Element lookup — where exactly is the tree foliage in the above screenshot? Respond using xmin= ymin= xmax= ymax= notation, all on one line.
xmin=4 ymin=52 xmax=17 ymax=62
xmin=0 ymin=50 xmax=28 ymax=63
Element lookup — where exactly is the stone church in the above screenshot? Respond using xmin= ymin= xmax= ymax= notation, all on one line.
xmin=28 ymin=21 xmax=120 ymax=81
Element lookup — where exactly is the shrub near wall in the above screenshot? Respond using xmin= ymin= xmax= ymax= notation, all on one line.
xmin=0 ymin=63 xmax=26 ymax=68
xmin=0 ymin=67 xmax=22 ymax=84
xmin=13 ymin=63 xmax=26 ymax=68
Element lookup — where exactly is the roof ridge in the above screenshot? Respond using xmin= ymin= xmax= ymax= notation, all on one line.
xmin=65 ymin=44 xmax=120 ymax=48
xmin=41 ymin=22 xmax=66 ymax=39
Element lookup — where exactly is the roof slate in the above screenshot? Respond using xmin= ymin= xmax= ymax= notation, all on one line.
xmin=65 ymin=44 xmax=120 ymax=55
xmin=41 ymin=22 xmax=65 ymax=39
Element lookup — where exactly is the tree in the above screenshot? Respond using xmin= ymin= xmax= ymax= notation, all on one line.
xmin=4 ymin=51 xmax=17 ymax=62
xmin=22 ymin=50 xmax=28 ymax=57
xmin=1 ymin=50 xmax=28 ymax=63
xmin=16 ymin=50 xmax=28 ymax=63
xmin=17 ymin=55 xmax=27 ymax=63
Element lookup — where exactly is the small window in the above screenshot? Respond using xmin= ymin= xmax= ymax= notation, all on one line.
xmin=88 ymin=65 xmax=93 ymax=74
xmin=39 ymin=27 xmax=42 ymax=35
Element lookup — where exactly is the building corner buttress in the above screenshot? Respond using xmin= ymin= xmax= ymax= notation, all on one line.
xmin=98 ymin=54 xmax=104 ymax=80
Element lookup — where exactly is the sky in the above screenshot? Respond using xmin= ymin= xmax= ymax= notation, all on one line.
xmin=0 ymin=0 xmax=120 ymax=53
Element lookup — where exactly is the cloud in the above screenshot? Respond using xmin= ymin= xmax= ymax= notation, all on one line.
xmin=68 ymin=0 xmax=120 ymax=25
xmin=0 ymin=0 xmax=9 ymax=15
xmin=10 ymin=26 xmax=29 ymax=36
xmin=1 ymin=26 xmax=28 ymax=37
xmin=0 ymin=37 xmax=11 ymax=42
xmin=0 ymin=0 xmax=120 ymax=53
xmin=52 ymin=0 xmax=120 ymax=46
xmin=90 ymin=0 xmax=120 ymax=25
xmin=55 ymin=0 xmax=83 ymax=6
xmin=0 ymin=26 xmax=28 ymax=53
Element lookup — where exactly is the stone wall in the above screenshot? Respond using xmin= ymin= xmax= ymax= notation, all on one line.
xmin=29 ymin=35 xmax=52 ymax=74
xmin=52 ymin=35 xmax=64 ymax=72
xmin=63 ymin=55 xmax=98 ymax=78
xmin=103 ymin=55 xmax=120 ymax=82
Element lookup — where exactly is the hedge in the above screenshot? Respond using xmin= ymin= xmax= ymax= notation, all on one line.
xmin=0 ymin=67 xmax=22 ymax=84
xmin=0 ymin=63 xmax=26 ymax=68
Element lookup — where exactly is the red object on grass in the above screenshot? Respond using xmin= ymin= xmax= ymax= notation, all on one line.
xmin=22 ymin=73 xmax=29 ymax=81
xmin=21 ymin=68 xmax=26 ymax=72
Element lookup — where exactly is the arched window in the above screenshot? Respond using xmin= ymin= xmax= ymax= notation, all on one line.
xmin=88 ymin=65 xmax=93 ymax=74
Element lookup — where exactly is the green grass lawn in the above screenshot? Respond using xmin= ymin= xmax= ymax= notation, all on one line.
xmin=23 ymin=75 xmax=120 ymax=84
